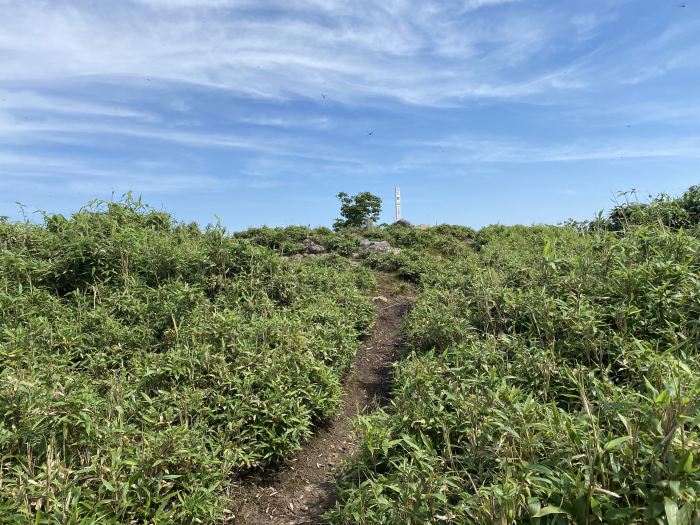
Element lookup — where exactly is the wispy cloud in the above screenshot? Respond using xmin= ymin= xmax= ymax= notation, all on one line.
xmin=238 ymin=116 xmax=333 ymax=129
xmin=1 ymin=117 xmax=361 ymax=165
xmin=0 ymin=0 xmax=698 ymax=218
xmin=0 ymin=90 xmax=155 ymax=120
xmin=0 ymin=150 xmax=241 ymax=194
xmin=563 ymin=99 xmax=700 ymax=127
xmin=403 ymin=134 xmax=700 ymax=164
xmin=0 ymin=0 xmax=605 ymax=106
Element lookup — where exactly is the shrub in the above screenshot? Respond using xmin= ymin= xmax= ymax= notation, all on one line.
xmin=0 ymin=198 xmax=375 ymax=523
xmin=328 ymin=206 xmax=700 ymax=523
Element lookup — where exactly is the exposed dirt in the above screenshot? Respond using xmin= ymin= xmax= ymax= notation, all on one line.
xmin=230 ymin=273 xmax=414 ymax=524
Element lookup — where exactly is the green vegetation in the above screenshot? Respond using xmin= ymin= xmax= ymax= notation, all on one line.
xmin=234 ymin=225 xmax=360 ymax=256
xmin=606 ymin=186 xmax=700 ymax=232
xmin=0 ymin=198 xmax=374 ymax=523
xmin=2 ymin=187 xmax=699 ymax=524
xmin=328 ymin=192 xmax=700 ymax=523
xmin=334 ymin=191 xmax=382 ymax=229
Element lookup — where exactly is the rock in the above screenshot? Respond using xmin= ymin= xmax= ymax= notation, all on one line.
xmin=302 ymin=238 xmax=326 ymax=255
xmin=359 ymin=239 xmax=400 ymax=254
xmin=393 ymin=218 xmax=412 ymax=227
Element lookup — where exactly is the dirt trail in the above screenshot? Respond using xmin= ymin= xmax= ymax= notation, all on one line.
xmin=231 ymin=273 xmax=413 ymax=525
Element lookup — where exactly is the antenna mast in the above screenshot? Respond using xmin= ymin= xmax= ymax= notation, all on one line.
xmin=394 ymin=186 xmax=401 ymax=221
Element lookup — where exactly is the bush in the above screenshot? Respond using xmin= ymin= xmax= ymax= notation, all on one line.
xmin=328 ymin=215 xmax=700 ymax=523
xmin=0 ymin=198 xmax=375 ymax=523
xmin=235 ymin=225 xmax=360 ymax=256
xmin=606 ymin=188 xmax=700 ymax=231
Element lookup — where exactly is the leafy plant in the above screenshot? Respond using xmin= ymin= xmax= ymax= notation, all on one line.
xmin=327 ymin=188 xmax=700 ymax=524
xmin=0 ymin=197 xmax=375 ymax=523
xmin=334 ymin=192 xmax=382 ymax=229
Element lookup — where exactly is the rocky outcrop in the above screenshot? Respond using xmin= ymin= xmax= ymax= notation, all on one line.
xmin=359 ymin=239 xmax=400 ymax=254
xmin=302 ymin=238 xmax=326 ymax=255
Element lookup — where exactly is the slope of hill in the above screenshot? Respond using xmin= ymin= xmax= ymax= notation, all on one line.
xmin=327 ymin=192 xmax=700 ymax=524
xmin=0 ymin=199 xmax=374 ymax=523
xmin=1 ymin=187 xmax=699 ymax=524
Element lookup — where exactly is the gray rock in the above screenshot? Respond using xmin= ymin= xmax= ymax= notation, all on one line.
xmin=359 ymin=239 xmax=400 ymax=254
xmin=393 ymin=219 xmax=412 ymax=228
xmin=302 ymin=238 xmax=326 ymax=255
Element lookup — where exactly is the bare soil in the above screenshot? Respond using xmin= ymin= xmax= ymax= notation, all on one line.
xmin=230 ymin=273 xmax=414 ymax=524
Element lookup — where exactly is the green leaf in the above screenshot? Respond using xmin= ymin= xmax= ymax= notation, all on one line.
xmin=604 ymin=435 xmax=633 ymax=451
xmin=678 ymin=451 xmax=694 ymax=474
xmin=678 ymin=503 xmax=693 ymax=525
xmin=527 ymin=497 xmax=541 ymax=516
xmin=102 ymin=479 xmax=116 ymax=492
xmin=664 ymin=497 xmax=679 ymax=525
xmin=533 ymin=506 xmax=568 ymax=517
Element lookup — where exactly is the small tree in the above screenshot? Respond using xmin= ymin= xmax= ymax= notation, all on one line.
xmin=333 ymin=191 xmax=382 ymax=229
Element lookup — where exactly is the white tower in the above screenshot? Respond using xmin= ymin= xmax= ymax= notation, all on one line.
xmin=395 ymin=186 xmax=401 ymax=221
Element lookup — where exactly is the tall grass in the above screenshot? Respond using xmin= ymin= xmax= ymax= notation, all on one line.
xmin=327 ymin=195 xmax=700 ymax=523
xmin=3 ymin=187 xmax=699 ymax=524
xmin=0 ymin=198 xmax=375 ymax=523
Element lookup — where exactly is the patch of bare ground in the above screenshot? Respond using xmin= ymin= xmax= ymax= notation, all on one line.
xmin=230 ymin=272 xmax=414 ymax=524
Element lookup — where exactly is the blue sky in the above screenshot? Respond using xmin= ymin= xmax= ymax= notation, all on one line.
xmin=1 ymin=0 xmax=698 ymax=229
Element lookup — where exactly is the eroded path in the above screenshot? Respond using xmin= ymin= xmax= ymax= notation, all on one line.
xmin=231 ymin=273 xmax=413 ymax=524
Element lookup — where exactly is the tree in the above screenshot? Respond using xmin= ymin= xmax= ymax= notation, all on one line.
xmin=333 ymin=191 xmax=382 ymax=229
